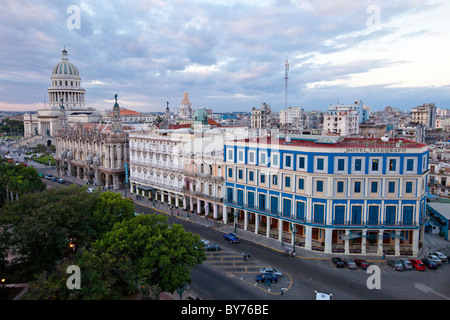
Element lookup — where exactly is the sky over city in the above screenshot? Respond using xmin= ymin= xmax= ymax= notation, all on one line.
xmin=0 ymin=0 xmax=449 ymax=113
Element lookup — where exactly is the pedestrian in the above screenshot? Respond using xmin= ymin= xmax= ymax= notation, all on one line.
xmin=281 ymin=288 xmax=285 ymax=296
xmin=177 ymin=210 xmax=179 ymax=216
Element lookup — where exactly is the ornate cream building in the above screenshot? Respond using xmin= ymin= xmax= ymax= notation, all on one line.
xmin=54 ymin=96 xmax=130 ymax=189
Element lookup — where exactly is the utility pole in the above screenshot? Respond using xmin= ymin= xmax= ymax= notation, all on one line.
xmin=284 ymin=59 xmax=289 ymax=109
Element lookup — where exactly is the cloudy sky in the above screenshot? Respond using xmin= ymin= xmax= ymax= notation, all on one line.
xmin=0 ymin=0 xmax=449 ymax=113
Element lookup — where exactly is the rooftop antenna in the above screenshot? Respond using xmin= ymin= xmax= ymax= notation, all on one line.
xmin=284 ymin=59 xmax=289 ymax=109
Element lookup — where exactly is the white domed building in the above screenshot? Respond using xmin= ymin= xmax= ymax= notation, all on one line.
xmin=23 ymin=49 xmax=100 ymax=142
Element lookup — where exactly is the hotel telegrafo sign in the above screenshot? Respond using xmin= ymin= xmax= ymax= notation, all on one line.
xmin=344 ymin=147 xmax=408 ymax=153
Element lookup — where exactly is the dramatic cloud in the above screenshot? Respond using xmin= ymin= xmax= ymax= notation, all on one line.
xmin=0 ymin=0 xmax=449 ymax=113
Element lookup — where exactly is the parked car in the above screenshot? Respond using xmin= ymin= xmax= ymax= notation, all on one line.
xmin=399 ymin=259 xmax=413 ymax=270
xmin=256 ymin=273 xmax=279 ymax=283
xmin=205 ymin=243 xmax=221 ymax=251
xmin=421 ymin=258 xmax=438 ymax=269
xmin=409 ymin=259 xmax=426 ymax=271
xmin=427 ymin=254 xmax=442 ymax=265
xmin=430 ymin=251 xmax=448 ymax=262
xmin=331 ymin=257 xmax=345 ymax=268
xmin=259 ymin=267 xmax=283 ymax=277
xmin=343 ymin=258 xmax=357 ymax=269
xmin=45 ymin=174 xmax=53 ymax=179
xmin=387 ymin=259 xmax=404 ymax=271
xmin=354 ymin=259 xmax=370 ymax=269
xmin=223 ymin=233 xmax=240 ymax=243
xmin=50 ymin=176 xmax=58 ymax=181
xmin=57 ymin=178 xmax=65 ymax=184
xmin=201 ymin=239 xmax=210 ymax=247
xmin=87 ymin=187 xmax=95 ymax=193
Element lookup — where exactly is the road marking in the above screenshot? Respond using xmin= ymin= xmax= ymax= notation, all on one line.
xmin=415 ymin=283 xmax=450 ymax=300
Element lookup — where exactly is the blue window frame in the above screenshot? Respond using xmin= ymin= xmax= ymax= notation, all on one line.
xmin=389 ymin=159 xmax=396 ymax=171
xmin=371 ymin=181 xmax=378 ymax=193
xmin=228 ymin=168 xmax=233 ymax=178
xmin=313 ymin=204 xmax=325 ymax=224
xmin=406 ymin=159 xmax=414 ymax=171
xmin=296 ymin=201 xmax=305 ymax=221
xmin=238 ymin=169 xmax=243 ymax=180
xmin=247 ymin=191 xmax=254 ymax=208
xmin=298 ymin=178 xmax=304 ymax=190
xmin=237 ymin=189 xmax=244 ymax=205
xmin=388 ymin=181 xmax=395 ymax=193
xmin=260 ymin=173 xmax=265 ymax=184
xmin=402 ymin=206 xmax=414 ymax=225
xmin=285 ymin=155 xmax=292 ymax=167
xmin=405 ymin=181 xmax=413 ymax=193
xmin=337 ymin=159 xmax=345 ymax=171
xmin=227 ymin=187 xmax=233 ymax=202
xmin=270 ymin=196 xmax=279 ymax=214
xmin=259 ymin=194 xmax=266 ymax=211
xmin=298 ymin=157 xmax=305 ymax=169
xmin=354 ymin=181 xmax=361 ymax=193
xmin=316 ymin=180 xmax=324 ymax=192
xmin=285 ymin=176 xmax=291 ymax=188
xmin=317 ymin=158 xmax=324 ymax=171
xmin=337 ymin=181 xmax=344 ymax=193
xmin=354 ymin=159 xmax=362 ymax=171
xmin=249 ymin=171 xmax=254 ymax=182
xmin=351 ymin=206 xmax=362 ymax=225
xmin=368 ymin=206 xmax=379 ymax=225
xmin=283 ymin=198 xmax=291 ymax=217
xmin=334 ymin=205 xmax=345 ymax=225
xmin=385 ymin=205 xmax=396 ymax=225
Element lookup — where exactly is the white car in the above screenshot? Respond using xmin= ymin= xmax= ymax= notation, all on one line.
xmin=399 ymin=259 xmax=413 ymax=270
xmin=315 ymin=291 xmax=333 ymax=300
xmin=428 ymin=254 xmax=442 ymax=265
xmin=87 ymin=187 xmax=95 ymax=193
xmin=430 ymin=251 xmax=448 ymax=262
xmin=259 ymin=267 xmax=283 ymax=277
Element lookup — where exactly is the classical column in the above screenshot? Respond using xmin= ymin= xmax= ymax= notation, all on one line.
xmin=244 ymin=210 xmax=248 ymax=230
xmin=324 ymin=228 xmax=333 ymax=254
xmin=304 ymin=225 xmax=312 ymax=251
xmin=255 ymin=213 xmax=259 ymax=234
xmin=395 ymin=230 xmax=400 ymax=256
xmin=223 ymin=205 xmax=228 ymax=224
xmin=278 ymin=219 xmax=283 ymax=241
xmin=197 ymin=198 xmax=201 ymax=214
xmin=361 ymin=230 xmax=367 ymax=255
xmin=213 ymin=203 xmax=218 ymax=219
xmin=412 ymin=229 xmax=420 ymax=257
xmin=377 ymin=230 xmax=384 ymax=256
xmin=266 ymin=216 xmax=271 ymax=237
xmin=344 ymin=230 xmax=350 ymax=254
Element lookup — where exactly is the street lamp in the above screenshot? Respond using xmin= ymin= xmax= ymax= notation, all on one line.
xmin=233 ymin=208 xmax=239 ymax=233
xmin=290 ymin=223 xmax=297 ymax=254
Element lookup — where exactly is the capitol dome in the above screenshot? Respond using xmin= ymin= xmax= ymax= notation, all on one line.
xmin=48 ymin=49 xmax=85 ymax=109
xmin=52 ymin=49 xmax=80 ymax=78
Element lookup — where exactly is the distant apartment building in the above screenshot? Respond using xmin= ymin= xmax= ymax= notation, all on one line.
xmin=279 ymin=107 xmax=304 ymax=125
xmin=411 ymin=103 xmax=437 ymax=129
xmin=322 ymin=105 xmax=359 ymax=136
xmin=251 ymin=103 xmax=271 ymax=129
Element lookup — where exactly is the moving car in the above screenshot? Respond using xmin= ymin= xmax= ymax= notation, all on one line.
xmin=256 ymin=273 xmax=279 ymax=283
xmin=354 ymin=259 xmax=370 ymax=269
xmin=421 ymin=258 xmax=438 ymax=269
xmin=343 ymin=258 xmax=357 ymax=269
xmin=45 ymin=174 xmax=53 ymax=179
xmin=409 ymin=259 xmax=426 ymax=271
xmin=399 ymin=259 xmax=413 ymax=270
xmin=387 ymin=259 xmax=404 ymax=271
xmin=50 ymin=176 xmax=58 ymax=181
xmin=430 ymin=251 xmax=448 ymax=262
xmin=331 ymin=257 xmax=345 ymax=268
xmin=57 ymin=178 xmax=65 ymax=184
xmin=223 ymin=233 xmax=240 ymax=243
xmin=87 ymin=187 xmax=95 ymax=193
xmin=205 ymin=243 xmax=221 ymax=251
xmin=259 ymin=267 xmax=283 ymax=277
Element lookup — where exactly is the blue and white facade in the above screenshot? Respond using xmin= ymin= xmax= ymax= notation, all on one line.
xmin=223 ymin=135 xmax=429 ymax=256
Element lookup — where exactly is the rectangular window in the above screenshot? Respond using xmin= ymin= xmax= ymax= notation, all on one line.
xmin=228 ymin=168 xmax=233 ymax=178
xmin=238 ymin=150 xmax=244 ymax=162
xmin=385 ymin=206 xmax=396 ymax=225
xmin=388 ymin=181 xmax=395 ymax=193
xmin=237 ymin=190 xmax=244 ymax=205
xmin=247 ymin=192 xmax=255 ymax=208
xmin=228 ymin=150 xmax=233 ymax=162
xmin=371 ymin=181 xmax=378 ymax=193
xmin=407 ymin=159 xmax=414 ymax=171
xmin=298 ymin=178 xmax=304 ymax=190
xmin=313 ymin=204 xmax=325 ymax=224
xmin=368 ymin=206 xmax=379 ymax=225
xmin=403 ymin=206 xmax=414 ymax=225
xmin=272 ymin=175 xmax=278 ymax=186
xmin=296 ymin=201 xmax=305 ymax=221
xmin=298 ymin=157 xmax=305 ymax=169
xmin=270 ymin=196 xmax=279 ymax=214
xmin=282 ymin=199 xmax=291 ymax=217
xmin=355 ymin=159 xmax=362 ymax=171
xmin=272 ymin=153 xmax=279 ymax=166
xmin=249 ymin=171 xmax=254 ymax=182
xmin=389 ymin=159 xmax=396 ymax=171
xmin=337 ymin=159 xmax=345 ymax=171
xmin=238 ymin=169 xmax=243 ymax=180
xmin=351 ymin=206 xmax=362 ymax=225
xmin=337 ymin=181 xmax=344 ymax=193
xmin=334 ymin=205 xmax=345 ymax=225
xmin=354 ymin=181 xmax=361 ymax=193
xmin=285 ymin=176 xmax=291 ymax=188
xmin=260 ymin=153 xmax=267 ymax=165
xmin=285 ymin=155 xmax=292 ymax=167
xmin=227 ymin=187 xmax=233 ymax=202
xmin=260 ymin=173 xmax=265 ymax=184
xmin=405 ymin=181 xmax=413 ymax=193
xmin=372 ymin=159 xmax=379 ymax=171
xmin=316 ymin=180 xmax=324 ymax=192
xmin=317 ymin=158 xmax=324 ymax=171
xmin=249 ymin=152 xmax=255 ymax=163
xmin=259 ymin=194 xmax=266 ymax=211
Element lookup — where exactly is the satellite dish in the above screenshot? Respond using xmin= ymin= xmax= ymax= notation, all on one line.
xmin=381 ymin=136 xmax=389 ymax=142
